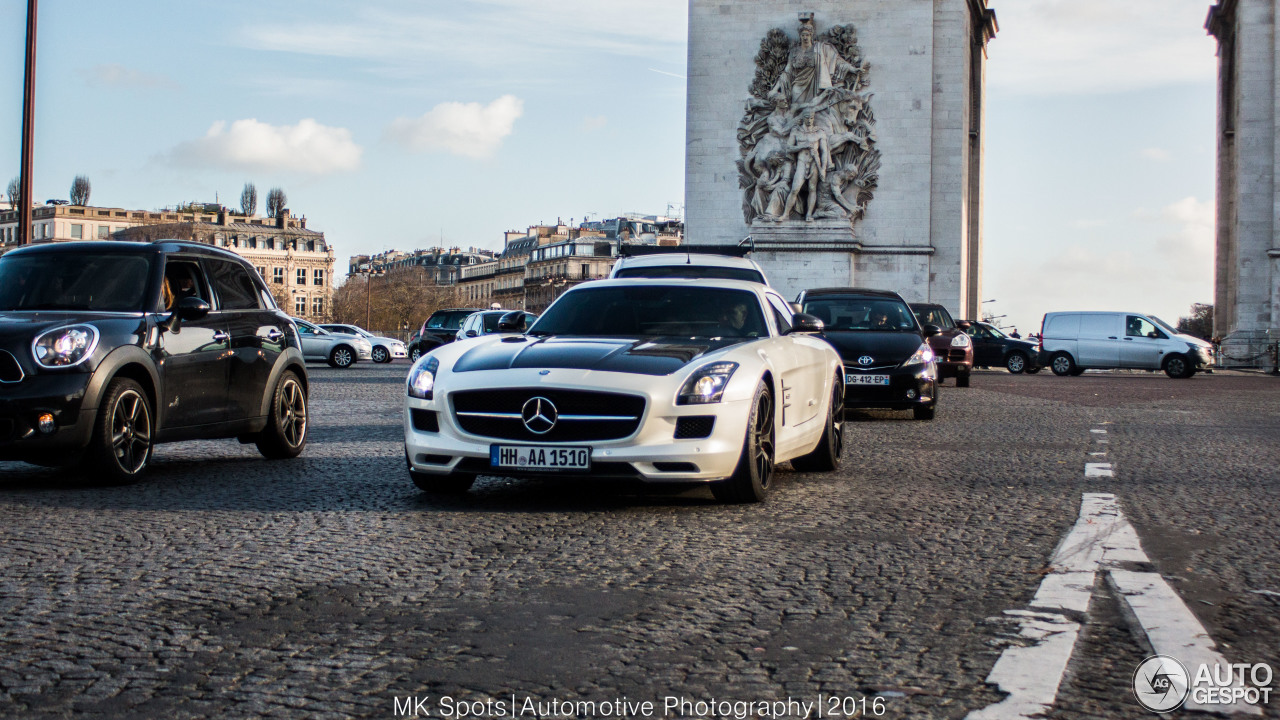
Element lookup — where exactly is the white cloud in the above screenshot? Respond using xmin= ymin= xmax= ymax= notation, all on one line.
xmin=386 ymin=96 xmax=524 ymax=159
xmin=166 ymin=119 xmax=362 ymax=174
xmin=82 ymin=64 xmax=178 ymax=91
xmin=581 ymin=115 xmax=608 ymax=132
xmin=1141 ymin=147 xmax=1171 ymax=161
xmin=987 ymin=0 xmax=1218 ymax=95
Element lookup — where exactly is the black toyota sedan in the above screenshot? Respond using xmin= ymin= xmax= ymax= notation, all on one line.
xmin=797 ymin=287 xmax=940 ymax=420
xmin=0 ymin=240 xmax=309 ymax=482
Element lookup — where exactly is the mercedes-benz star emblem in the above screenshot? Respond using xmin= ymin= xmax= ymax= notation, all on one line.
xmin=521 ymin=396 xmax=558 ymax=434
xmin=858 ymin=355 xmax=874 ymax=366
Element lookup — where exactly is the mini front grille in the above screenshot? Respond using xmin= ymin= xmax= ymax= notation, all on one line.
xmin=452 ymin=388 xmax=646 ymax=442
xmin=674 ymin=416 xmax=715 ymax=439
xmin=0 ymin=351 xmax=23 ymax=383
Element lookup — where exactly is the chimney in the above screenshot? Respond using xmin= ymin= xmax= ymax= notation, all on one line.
xmin=218 ymin=209 xmax=230 ymax=226
xmin=277 ymin=208 xmax=290 ymax=229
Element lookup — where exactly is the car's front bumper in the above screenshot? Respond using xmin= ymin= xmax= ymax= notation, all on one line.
xmin=404 ymin=369 xmax=752 ymax=483
xmin=388 ymin=345 xmax=408 ymax=359
xmin=0 ymin=372 xmax=96 ymax=464
xmin=842 ymin=362 xmax=938 ymax=410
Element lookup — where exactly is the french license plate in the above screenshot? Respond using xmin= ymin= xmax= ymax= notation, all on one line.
xmin=846 ymin=374 xmax=890 ymax=386
xmin=490 ymin=444 xmax=590 ymax=471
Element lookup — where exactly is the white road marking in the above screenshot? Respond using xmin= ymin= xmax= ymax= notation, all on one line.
xmin=1085 ymin=463 xmax=1114 ymax=478
xmin=968 ymin=493 xmax=1261 ymax=718
xmin=1090 ymin=452 xmax=1108 ymax=457
xmin=1091 ymin=429 xmax=1108 ymax=434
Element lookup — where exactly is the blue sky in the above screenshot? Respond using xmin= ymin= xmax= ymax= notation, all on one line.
xmin=0 ymin=0 xmax=1218 ymax=332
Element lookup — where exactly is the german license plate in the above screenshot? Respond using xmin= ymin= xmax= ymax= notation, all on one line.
xmin=846 ymin=374 xmax=890 ymax=386
xmin=490 ymin=445 xmax=590 ymax=471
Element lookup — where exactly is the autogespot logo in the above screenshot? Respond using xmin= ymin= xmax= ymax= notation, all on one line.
xmin=1133 ymin=655 xmax=1190 ymax=713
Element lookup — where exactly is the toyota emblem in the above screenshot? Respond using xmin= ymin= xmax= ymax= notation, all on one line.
xmin=858 ymin=355 xmax=874 ymax=366
xmin=521 ymin=396 xmax=558 ymax=434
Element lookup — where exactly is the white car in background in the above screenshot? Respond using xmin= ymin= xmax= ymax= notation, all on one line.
xmin=403 ymin=277 xmax=843 ymax=503
xmin=609 ymin=253 xmax=772 ymax=285
xmin=293 ymin=318 xmax=373 ymax=368
xmin=320 ymin=323 xmax=408 ymax=363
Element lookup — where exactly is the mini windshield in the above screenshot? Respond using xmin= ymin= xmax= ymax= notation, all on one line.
xmin=804 ymin=297 xmax=919 ymax=332
xmin=0 ymin=253 xmax=152 ymax=312
xmin=530 ymin=286 xmax=767 ymax=338
xmin=614 ymin=266 xmax=766 ymax=283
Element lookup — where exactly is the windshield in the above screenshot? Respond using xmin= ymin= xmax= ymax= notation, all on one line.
xmin=804 ymin=297 xmax=919 ymax=332
xmin=530 ymin=285 xmax=767 ymax=338
xmin=1149 ymin=315 xmax=1179 ymax=334
xmin=0 ymin=252 xmax=153 ymax=312
xmin=614 ymin=266 xmax=766 ymax=283
xmin=911 ymin=305 xmax=955 ymax=329
xmin=427 ymin=311 xmax=473 ymax=330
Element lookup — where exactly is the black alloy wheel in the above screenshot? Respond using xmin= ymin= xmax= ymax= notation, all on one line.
xmin=791 ymin=377 xmax=844 ymax=472
xmin=372 ymin=346 xmax=390 ymax=363
xmin=1050 ymin=352 xmax=1075 ymax=376
xmin=712 ymin=379 xmax=775 ymax=503
xmin=256 ymin=371 xmax=308 ymax=459
xmin=1006 ymin=351 xmax=1028 ymax=374
xmin=329 ymin=345 xmax=355 ymax=368
xmin=85 ymin=377 xmax=153 ymax=483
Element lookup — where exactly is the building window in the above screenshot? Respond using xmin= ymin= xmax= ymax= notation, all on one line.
xmin=295 ymin=295 xmax=306 ymax=314
xmin=306 ymin=240 xmax=315 ymax=252
xmin=255 ymin=267 xmax=266 ymax=280
xmin=581 ymin=263 xmax=589 ymax=278
xmin=313 ymin=269 xmax=324 ymax=286
xmin=266 ymin=238 xmax=275 ymax=250
xmin=296 ymin=268 xmax=307 ymax=285
xmin=312 ymin=296 xmax=324 ymax=316
xmin=247 ymin=237 xmax=257 ymax=249
xmin=97 ymin=225 xmax=109 ymax=239
xmin=273 ymin=267 xmax=284 ymax=284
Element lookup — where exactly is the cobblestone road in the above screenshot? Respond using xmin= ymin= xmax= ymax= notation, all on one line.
xmin=0 ymin=364 xmax=1276 ymax=719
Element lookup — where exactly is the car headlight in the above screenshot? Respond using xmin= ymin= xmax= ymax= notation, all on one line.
xmin=677 ymin=362 xmax=738 ymax=405
xmin=902 ymin=343 xmax=935 ymax=367
xmin=951 ymin=333 xmax=971 ymax=347
xmin=407 ymin=356 xmax=439 ymax=399
xmin=32 ymin=325 xmax=99 ymax=368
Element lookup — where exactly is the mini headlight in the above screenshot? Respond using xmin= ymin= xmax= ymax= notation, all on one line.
xmin=902 ymin=343 xmax=935 ymax=367
xmin=677 ymin=362 xmax=738 ymax=405
xmin=951 ymin=333 xmax=971 ymax=347
xmin=407 ymin=356 xmax=439 ymax=399
xmin=32 ymin=325 xmax=99 ymax=368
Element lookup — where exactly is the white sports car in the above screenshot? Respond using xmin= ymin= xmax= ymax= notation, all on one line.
xmin=403 ymin=278 xmax=846 ymax=502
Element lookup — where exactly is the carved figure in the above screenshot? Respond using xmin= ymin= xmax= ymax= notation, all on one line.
xmin=737 ymin=14 xmax=880 ymax=227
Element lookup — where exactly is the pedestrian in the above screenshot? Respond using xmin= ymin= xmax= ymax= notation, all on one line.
xmin=1009 ymin=327 xmax=1021 ymax=339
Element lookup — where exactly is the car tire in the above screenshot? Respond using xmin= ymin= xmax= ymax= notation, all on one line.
xmin=1163 ymin=354 xmax=1194 ymax=379
xmin=1050 ymin=352 xmax=1076 ymax=376
xmin=409 ymin=346 xmax=422 ymax=362
xmin=410 ymin=469 xmax=475 ymax=494
xmin=328 ymin=345 xmax=355 ymax=368
xmin=913 ymin=404 xmax=936 ymax=421
xmin=255 ymin=371 xmax=308 ymax=459
xmin=83 ymin=377 xmax=153 ymax=483
xmin=790 ymin=377 xmax=844 ymax=473
xmin=711 ymin=379 xmax=774 ymax=503
xmin=372 ymin=346 xmax=390 ymax=364
xmin=1006 ymin=352 xmax=1028 ymax=374
xmin=956 ymin=370 xmax=971 ymax=388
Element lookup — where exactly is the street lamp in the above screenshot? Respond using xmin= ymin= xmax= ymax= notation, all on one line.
xmin=359 ymin=268 xmax=384 ymax=329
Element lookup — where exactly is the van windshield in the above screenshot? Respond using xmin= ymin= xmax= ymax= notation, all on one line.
xmin=1148 ymin=315 xmax=1179 ymax=335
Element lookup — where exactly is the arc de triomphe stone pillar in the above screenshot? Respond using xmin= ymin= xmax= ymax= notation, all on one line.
xmin=685 ymin=1 xmax=997 ymax=318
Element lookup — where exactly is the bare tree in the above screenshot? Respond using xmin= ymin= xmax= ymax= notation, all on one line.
xmin=70 ymin=175 xmax=91 ymax=206
xmin=5 ymin=177 xmax=18 ymax=209
xmin=332 ymin=269 xmax=460 ymax=337
xmin=240 ymin=183 xmax=258 ymax=216
xmin=266 ymin=187 xmax=287 ymax=218
xmin=1177 ymin=303 xmax=1214 ymax=341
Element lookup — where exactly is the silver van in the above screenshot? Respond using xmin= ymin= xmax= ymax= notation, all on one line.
xmin=1039 ymin=311 xmax=1212 ymax=378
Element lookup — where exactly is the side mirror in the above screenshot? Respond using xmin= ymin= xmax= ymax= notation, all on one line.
xmin=1148 ymin=331 xmax=1159 ymax=339
xmin=790 ymin=313 xmax=824 ymax=334
xmin=465 ymin=330 xmax=478 ymax=338
xmin=922 ymin=324 xmax=942 ymax=337
xmin=164 ymin=296 xmax=210 ymax=332
xmin=497 ymin=311 xmax=529 ymax=333
xmin=957 ymin=321 xmax=971 ymax=329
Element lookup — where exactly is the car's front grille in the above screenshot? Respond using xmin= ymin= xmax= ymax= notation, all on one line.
xmin=452 ymin=388 xmax=645 ymax=442
xmin=947 ymin=350 xmax=968 ymax=362
xmin=0 ymin=351 xmax=23 ymax=383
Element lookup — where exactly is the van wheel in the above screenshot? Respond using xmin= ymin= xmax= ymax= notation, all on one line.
xmin=1006 ymin=352 xmax=1028 ymax=374
xmin=1050 ymin=352 xmax=1076 ymax=376
xmin=1164 ymin=354 xmax=1194 ymax=379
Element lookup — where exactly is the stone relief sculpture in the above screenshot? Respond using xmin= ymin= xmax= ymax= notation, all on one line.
xmin=737 ymin=13 xmax=881 ymax=226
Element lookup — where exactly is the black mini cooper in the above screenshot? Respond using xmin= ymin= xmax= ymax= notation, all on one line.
xmin=0 ymin=240 xmax=309 ymax=481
